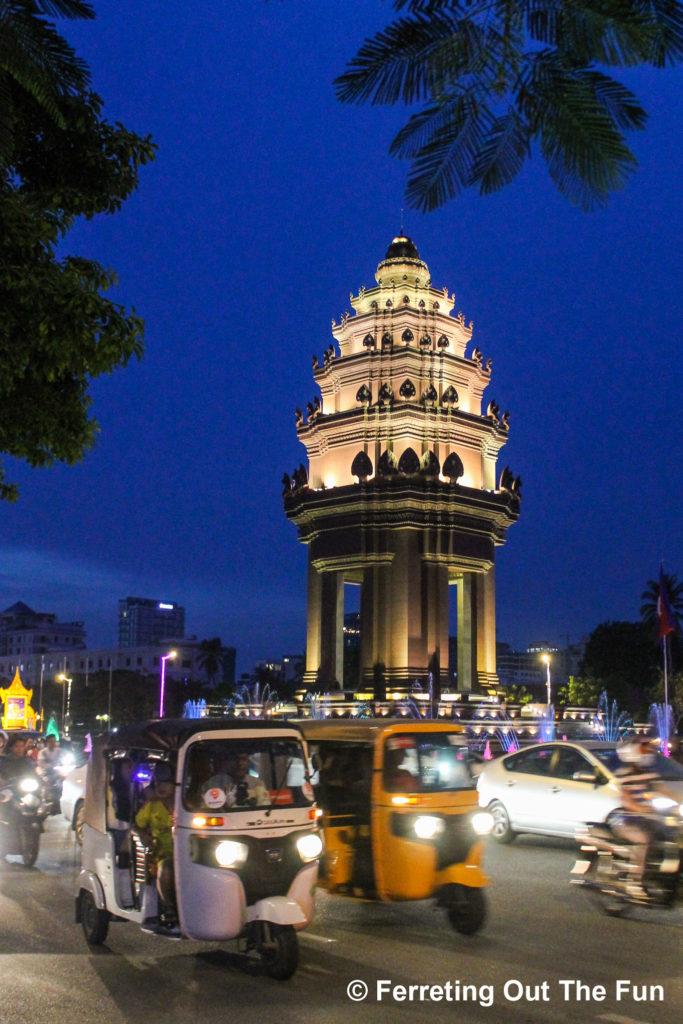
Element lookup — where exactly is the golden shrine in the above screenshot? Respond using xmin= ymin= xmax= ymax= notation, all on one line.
xmin=0 ymin=668 xmax=38 ymax=730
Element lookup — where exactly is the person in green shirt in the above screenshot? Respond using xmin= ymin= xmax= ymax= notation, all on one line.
xmin=134 ymin=762 xmax=177 ymax=934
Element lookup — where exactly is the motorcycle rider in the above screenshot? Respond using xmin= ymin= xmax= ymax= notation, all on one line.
xmin=611 ymin=739 xmax=668 ymax=899
xmin=0 ymin=736 xmax=39 ymax=851
xmin=37 ymin=735 xmax=62 ymax=812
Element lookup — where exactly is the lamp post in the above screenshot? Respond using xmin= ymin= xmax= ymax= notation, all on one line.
xmin=159 ymin=651 xmax=177 ymax=718
xmin=56 ymin=673 xmax=73 ymax=737
xmin=541 ymin=654 xmax=551 ymax=707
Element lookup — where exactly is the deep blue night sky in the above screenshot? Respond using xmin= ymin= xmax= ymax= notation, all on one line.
xmin=1 ymin=2 xmax=682 ymax=675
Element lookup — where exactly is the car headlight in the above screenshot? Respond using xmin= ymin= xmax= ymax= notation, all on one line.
xmin=214 ymin=840 xmax=248 ymax=868
xmin=296 ymin=833 xmax=323 ymax=862
xmin=19 ymin=777 xmax=39 ymax=794
xmin=413 ymin=815 xmax=445 ymax=840
xmin=471 ymin=811 xmax=494 ymax=836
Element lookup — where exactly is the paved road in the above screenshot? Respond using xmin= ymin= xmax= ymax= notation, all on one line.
xmin=0 ymin=817 xmax=681 ymax=1024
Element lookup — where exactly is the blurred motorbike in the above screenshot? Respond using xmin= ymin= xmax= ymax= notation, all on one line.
xmin=571 ymin=797 xmax=682 ymax=916
xmin=0 ymin=769 xmax=49 ymax=867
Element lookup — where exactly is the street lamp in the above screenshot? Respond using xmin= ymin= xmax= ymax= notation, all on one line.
xmin=540 ymin=654 xmax=551 ymax=707
xmin=56 ymin=673 xmax=73 ymax=737
xmin=159 ymin=651 xmax=177 ymax=718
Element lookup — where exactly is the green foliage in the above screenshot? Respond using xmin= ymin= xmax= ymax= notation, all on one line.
xmin=555 ymin=674 xmax=603 ymax=707
xmin=196 ymin=637 xmax=224 ymax=684
xmin=577 ymin=619 xmax=660 ymax=715
xmin=503 ymin=684 xmax=535 ymax=705
xmin=335 ymin=0 xmax=683 ymax=211
xmin=0 ymin=3 xmax=155 ymax=500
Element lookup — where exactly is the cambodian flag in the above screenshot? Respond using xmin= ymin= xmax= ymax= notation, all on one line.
xmin=657 ymin=569 xmax=676 ymax=640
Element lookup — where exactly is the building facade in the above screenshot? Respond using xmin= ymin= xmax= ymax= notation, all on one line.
xmin=117 ymin=597 xmax=186 ymax=647
xmin=0 ymin=602 xmax=86 ymax=687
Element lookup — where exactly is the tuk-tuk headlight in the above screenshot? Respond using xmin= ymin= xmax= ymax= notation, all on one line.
xmin=19 ymin=777 xmax=39 ymax=794
xmin=214 ymin=840 xmax=248 ymax=868
xmin=296 ymin=833 xmax=323 ymax=862
xmin=471 ymin=811 xmax=494 ymax=836
xmin=413 ymin=815 xmax=445 ymax=840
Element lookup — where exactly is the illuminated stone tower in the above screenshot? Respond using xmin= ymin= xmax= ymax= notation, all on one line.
xmin=283 ymin=237 xmax=521 ymax=694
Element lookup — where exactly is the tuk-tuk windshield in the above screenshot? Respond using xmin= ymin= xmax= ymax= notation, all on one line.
xmin=384 ymin=733 xmax=475 ymax=793
xmin=182 ymin=737 xmax=314 ymax=812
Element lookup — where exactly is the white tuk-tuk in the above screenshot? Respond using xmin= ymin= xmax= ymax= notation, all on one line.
xmin=76 ymin=718 xmax=322 ymax=979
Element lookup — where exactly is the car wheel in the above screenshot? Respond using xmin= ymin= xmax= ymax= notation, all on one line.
xmin=73 ymin=801 xmax=85 ymax=846
xmin=489 ymin=800 xmax=516 ymax=844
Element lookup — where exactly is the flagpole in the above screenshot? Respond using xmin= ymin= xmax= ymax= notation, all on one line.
xmin=663 ymin=631 xmax=669 ymax=728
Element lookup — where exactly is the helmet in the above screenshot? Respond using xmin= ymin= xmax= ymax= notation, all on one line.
xmin=617 ymin=741 xmax=655 ymax=768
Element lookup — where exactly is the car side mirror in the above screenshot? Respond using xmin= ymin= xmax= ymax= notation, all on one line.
xmin=573 ymin=770 xmax=598 ymax=783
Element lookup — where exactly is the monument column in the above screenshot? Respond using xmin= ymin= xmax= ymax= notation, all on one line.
xmin=476 ymin=565 xmax=498 ymax=688
xmin=456 ymin=573 xmax=476 ymax=692
xmin=319 ymin=570 xmax=344 ymax=689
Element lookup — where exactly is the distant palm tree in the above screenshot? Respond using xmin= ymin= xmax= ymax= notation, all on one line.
xmin=335 ymin=0 xmax=683 ymax=211
xmin=640 ymin=572 xmax=683 ymax=633
xmin=197 ymin=637 xmax=223 ymax=686
xmin=0 ymin=1 xmax=94 ymax=165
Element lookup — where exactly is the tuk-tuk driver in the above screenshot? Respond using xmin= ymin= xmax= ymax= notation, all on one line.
xmin=385 ymin=746 xmax=419 ymax=792
xmin=206 ymin=750 xmax=270 ymax=808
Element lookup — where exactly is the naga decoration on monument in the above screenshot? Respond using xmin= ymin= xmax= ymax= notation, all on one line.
xmin=283 ymin=237 xmax=521 ymax=696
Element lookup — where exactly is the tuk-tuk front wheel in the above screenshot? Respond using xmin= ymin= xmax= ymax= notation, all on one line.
xmin=444 ymin=884 xmax=487 ymax=935
xmin=258 ymin=923 xmax=298 ymax=981
xmin=80 ymin=890 xmax=109 ymax=945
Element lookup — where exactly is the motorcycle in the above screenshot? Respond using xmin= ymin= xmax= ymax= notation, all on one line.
xmin=0 ymin=769 xmax=49 ymax=867
xmin=571 ymin=798 xmax=683 ymax=916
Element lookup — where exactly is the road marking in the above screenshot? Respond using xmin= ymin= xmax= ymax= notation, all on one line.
xmin=598 ymin=1014 xmax=656 ymax=1024
xmin=300 ymin=933 xmax=337 ymax=944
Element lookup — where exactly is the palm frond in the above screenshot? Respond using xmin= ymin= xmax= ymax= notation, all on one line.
xmin=401 ymin=94 xmax=491 ymax=210
xmin=647 ymin=0 xmax=683 ymax=64
xmin=526 ymin=55 xmax=639 ymax=208
xmin=334 ymin=10 xmax=495 ymax=106
xmin=472 ymin=106 xmax=530 ymax=193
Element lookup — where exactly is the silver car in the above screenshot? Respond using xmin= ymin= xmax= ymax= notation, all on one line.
xmin=476 ymin=741 xmax=683 ymax=842
xmin=61 ymin=762 xmax=87 ymax=844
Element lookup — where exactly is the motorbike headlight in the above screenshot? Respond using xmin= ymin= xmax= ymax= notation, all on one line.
xmin=651 ymin=796 xmax=677 ymax=813
xmin=413 ymin=815 xmax=445 ymax=840
xmin=296 ymin=833 xmax=323 ymax=862
xmin=214 ymin=840 xmax=248 ymax=868
xmin=471 ymin=811 xmax=494 ymax=836
xmin=19 ymin=777 xmax=39 ymax=794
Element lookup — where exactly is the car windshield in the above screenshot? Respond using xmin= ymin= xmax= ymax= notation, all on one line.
xmin=593 ymin=747 xmax=683 ymax=781
xmin=384 ymin=733 xmax=475 ymax=793
xmin=182 ymin=737 xmax=314 ymax=812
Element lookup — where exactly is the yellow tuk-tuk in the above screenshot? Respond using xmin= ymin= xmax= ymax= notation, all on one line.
xmin=299 ymin=719 xmax=493 ymax=934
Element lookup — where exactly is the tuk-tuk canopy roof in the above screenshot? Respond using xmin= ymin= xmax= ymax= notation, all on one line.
xmin=298 ymin=718 xmax=468 ymax=744
xmin=96 ymin=717 xmax=305 ymax=754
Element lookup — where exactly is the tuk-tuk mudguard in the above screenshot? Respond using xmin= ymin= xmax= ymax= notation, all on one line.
xmin=246 ymin=895 xmax=307 ymax=929
xmin=434 ymin=838 xmax=488 ymax=889
xmin=286 ymin=862 xmax=317 ymax=928
xmin=175 ymin=856 xmax=247 ymax=942
xmin=435 ymin=862 xmax=488 ymax=889
xmin=76 ymin=868 xmax=106 ymax=912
